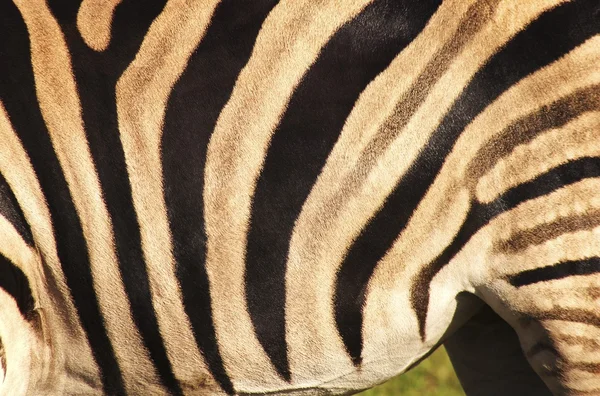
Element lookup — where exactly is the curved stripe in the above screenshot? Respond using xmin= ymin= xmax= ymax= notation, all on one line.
xmin=203 ymin=0 xmax=374 ymax=390
xmin=245 ymin=0 xmax=442 ymax=372
xmin=335 ymin=0 xmax=600 ymax=353
xmin=0 ymin=173 xmax=33 ymax=246
xmin=285 ymin=0 xmax=484 ymax=381
xmin=496 ymin=208 xmax=600 ymax=254
xmin=361 ymin=1 xmax=600 ymax=365
xmin=0 ymin=97 xmax=93 ymax=391
xmin=528 ymin=307 xmax=600 ymax=328
xmin=414 ymin=156 xmax=600 ymax=338
xmin=3 ymin=0 xmax=124 ymax=392
xmin=362 ymin=32 xmax=600 ymax=360
xmin=45 ymin=1 xmax=191 ymax=394
xmin=76 ymin=0 xmax=123 ymax=51
xmin=116 ymin=0 xmax=222 ymax=393
xmin=468 ymin=86 xmax=600 ymax=199
xmin=13 ymin=0 xmax=169 ymax=394
xmin=162 ymin=1 xmax=278 ymax=393
xmin=321 ymin=0 xmax=501 ymax=226
xmin=338 ymin=0 xmax=559 ymax=360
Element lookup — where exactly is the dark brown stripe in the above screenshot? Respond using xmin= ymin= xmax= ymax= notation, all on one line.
xmin=496 ymin=209 xmax=600 ymax=254
xmin=339 ymin=0 xmax=501 ymax=195
xmin=556 ymin=334 xmax=600 ymax=350
xmin=466 ymin=84 xmax=600 ymax=191
xmin=247 ymin=0 xmax=443 ymax=371
xmin=413 ymin=155 xmax=600 ymax=339
xmin=340 ymin=0 xmax=600 ymax=345
xmin=569 ymin=362 xmax=600 ymax=374
xmin=532 ymin=307 xmax=600 ymax=328
xmin=585 ymin=286 xmax=600 ymax=299
xmin=313 ymin=0 xmax=501 ymax=249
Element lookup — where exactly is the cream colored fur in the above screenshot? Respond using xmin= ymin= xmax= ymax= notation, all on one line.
xmin=0 ymin=0 xmax=598 ymax=394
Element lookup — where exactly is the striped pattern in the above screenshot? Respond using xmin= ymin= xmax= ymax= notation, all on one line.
xmin=0 ymin=0 xmax=599 ymax=394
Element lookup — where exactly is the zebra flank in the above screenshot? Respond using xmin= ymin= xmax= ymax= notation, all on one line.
xmin=0 ymin=0 xmax=599 ymax=395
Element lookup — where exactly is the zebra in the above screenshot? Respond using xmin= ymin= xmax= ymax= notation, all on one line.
xmin=0 ymin=0 xmax=599 ymax=394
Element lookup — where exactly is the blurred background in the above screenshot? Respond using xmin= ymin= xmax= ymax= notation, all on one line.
xmin=359 ymin=347 xmax=464 ymax=395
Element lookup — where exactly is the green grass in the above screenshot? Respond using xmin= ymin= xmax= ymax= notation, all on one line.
xmin=359 ymin=347 xmax=465 ymax=396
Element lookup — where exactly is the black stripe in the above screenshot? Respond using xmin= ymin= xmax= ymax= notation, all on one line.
xmin=0 ymin=253 xmax=34 ymax=318
xmin=246 ymin=0 xmax=442 ymax=373
xmin=0 ymin=3 xmax=126 ymax=394
xmin=48 ymin=1 xmax=183 ymax=394
xmin=162 ymin=1 xmax=278 ymax=394
xmin=334 ymin=0 xmax=600 ymax=356
xmin=508 ymin=257 xmax=600 ymax=287
xmin=413 ymin=156 xmax=600 ymax=338
xmin=0 ymin=172 xmax=34 ymax=246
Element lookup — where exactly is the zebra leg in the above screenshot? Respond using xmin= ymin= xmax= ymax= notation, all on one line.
xmin=445 ymin=302 xmax=551 ymax=396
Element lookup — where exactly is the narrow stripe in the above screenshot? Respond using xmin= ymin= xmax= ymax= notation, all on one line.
xmin=496 ymin=209 xmax=600 ymax=254
xmin=529 ymin=307 xmax=600 ymax=328
xmin=570 ymin=362 xmax=600 ymax=374
xmin=557 ymin=334 xmax=600 ymax=349
xmin=0 ymin=172 xmax=33 ymax=246
xmin=286 ymin=0 xmax=557 ymax=377
xmin=326 ymin=0 xmax=501 ymax=221
xmin=476 ymin=109 xmax=600 ymax=206
xmin=2 ymin=1 xmax=124 ymax=392
xmin=246 ymin=0 xmax=442 ymax=371
xmin=508 ymin=258 xmax=600 ymax=287
xmin=466 ymin=84 xmax=600 ymax=195
xmin=413 ymin=156 xmax=600 ymax=339
xmin=333 ymin=0 xmax=600 ymax=351
xmin=162 ymin=1 xmax=278 ymax=393
xmin=76 ymin=0 xmax=123 ymax=51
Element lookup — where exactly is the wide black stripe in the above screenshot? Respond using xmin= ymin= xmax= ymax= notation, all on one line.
xmin=334 ymin=0 xmax=600 ymax=356
xmin=0 ymin=3 xmax=126 ymax=394
xmin=0 ymin=172 xmax=34 ymax=246
xmin=0 ymin=253 xmax=34 ymax=318
xmin=162 ymin=1 xmax=278 ymax=394
xmin=508 ymin=258 xmax=600 ymax=287
xmin=47 ymin=1 xmax=185 ymax=394
xmin=413 ymin=156 xmax=600 ymax=338
xmin=245 ymin=0 xmax=442 ymax=373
